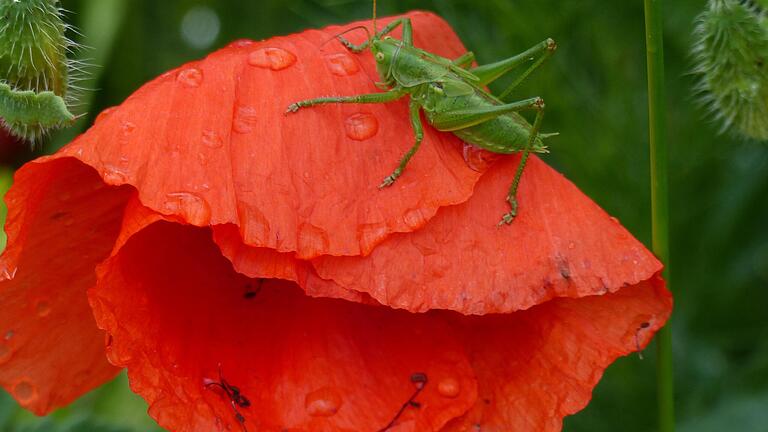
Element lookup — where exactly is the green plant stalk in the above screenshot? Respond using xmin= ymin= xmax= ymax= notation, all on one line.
xmin=643 ymin=1 xmax=674 ymax=431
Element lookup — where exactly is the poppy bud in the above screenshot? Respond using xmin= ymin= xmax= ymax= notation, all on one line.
xmin=0 ymin=0 xmax=78 ymax=142
xmin=692 ymin=0 xmax=768 ymax=140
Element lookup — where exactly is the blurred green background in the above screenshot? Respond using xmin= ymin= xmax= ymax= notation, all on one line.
xmin=1 ymin=0 xmax=767 ymax=431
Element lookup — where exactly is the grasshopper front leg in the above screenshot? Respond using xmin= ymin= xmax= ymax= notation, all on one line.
xmin=286 ymin=88 xmax=406 ymax=113
xmin=379 ymin=98 xmax=424 ymax=188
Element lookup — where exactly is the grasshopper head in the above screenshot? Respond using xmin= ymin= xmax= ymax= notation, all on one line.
xmin=370 ymin=36 xmax=400 ymax=85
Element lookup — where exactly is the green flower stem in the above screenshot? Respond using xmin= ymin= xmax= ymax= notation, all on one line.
xmin=643 ymin=1 xmax=674 ymax=432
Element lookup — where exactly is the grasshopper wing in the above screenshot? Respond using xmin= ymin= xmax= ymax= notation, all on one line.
xmin=441 ymin=78 xmax=475 ymax=97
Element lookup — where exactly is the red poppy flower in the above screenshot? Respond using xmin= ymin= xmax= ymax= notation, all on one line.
xmin=0 ymin=12 xmax=671 ymax=432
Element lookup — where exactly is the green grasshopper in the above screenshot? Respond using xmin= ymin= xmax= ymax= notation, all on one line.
xmin=286 ymin=1 xmax=556 ymax=225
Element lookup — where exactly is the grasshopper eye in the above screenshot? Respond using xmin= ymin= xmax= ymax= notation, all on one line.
xmin=375 ymin=52 xmax=385 ymax=62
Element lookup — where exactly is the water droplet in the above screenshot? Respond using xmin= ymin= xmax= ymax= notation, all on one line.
xmin=121 ymin=121 xmax=136 ymax=136
xmin=325 ymin=53 xmax=359 ymax=76
xmin=357 ymin=222 xmax=389 ymax=255
xmin=305 ymin=387 xmax=342 ymax=417
xmin=95 ymin=106 xmax=117 ymax=125
xmin=437 ymin=377 xmax=461 ymax=398
xmin=163 ymin=192 xmax=212 ymax=226
xmin=0 ymin=344 xmax=12 ymax=365
xmin=34 ymin=299 xmax=51 ymax=317
xmin=610 ymin=216 xmax=620 ymax=224
xmin=102 ymin=165 xmax=129 ymax=184
xmin=297 ymin=223 xmax=330 ymax=257
xmin=13 ymin=380 xmax=37 ymax=404
xmin=4 ymin=330 xmax=14 ymax=341
xmin=105 ymin=344 xmax=133 ymax=366
xmin=248 ymin=47 xmax=296 ymax=70
xmin=462 ymin=142 xmax=501 ymax=172
xmin=227 ymin=39 xmax=254 ymax=49
xmin=344 ymin=112 xmax=378 ymax=141
xmin=197 ymin=152 xmax=208 ymax=166
xmin=233 ymin=105 xmax=259 ymax=134
xmin=1 ymin=266 xmax=18 ymax=281
xmin=177 ymin=67 xmax=204 ymax=88
xmin=403 ymin=208 xmax=426 ymax=230
xmin=237 ymin=202 xmax=271 ymax=242
xmin=202 ymin=129 xmax=223 ymax=148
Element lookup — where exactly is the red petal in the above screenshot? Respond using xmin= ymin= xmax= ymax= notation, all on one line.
xmin=310 ymin=155 xmax=662 ymax=313
xmin=89 ymin=219 xmax=478 ymax=432
xmin=58 ymin=12 xmax=480 ymax=260
xmin=0 ymin=159 xmax=125 ymax=413
xmin=442 ymin=277 xmax=672 ymax=431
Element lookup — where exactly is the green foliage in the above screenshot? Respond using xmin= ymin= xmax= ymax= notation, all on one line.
xmin=0 ymin=1 xmax=767 ymax=431
xmin=692 ymin=0 xmax=768 ymax=140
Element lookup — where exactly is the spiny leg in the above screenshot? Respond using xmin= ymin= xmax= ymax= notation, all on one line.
xmin=469 ymin=38 xmax=556 ymax=98
xmin=499 ymin=99 xmax=545 ymax=226
xmin=428 ymin=97 xmax=543 ymax=131
xmin=338 ymin=18 xmax=413 ymax=52
xmin=380 ymin=98 xmax=424 ymax=188
xmin=286 ymin=88 xmax=406 ymax=113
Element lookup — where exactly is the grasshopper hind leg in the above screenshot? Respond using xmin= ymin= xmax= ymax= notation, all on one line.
xmin=499 ymin=99 xmax=545 ymax=226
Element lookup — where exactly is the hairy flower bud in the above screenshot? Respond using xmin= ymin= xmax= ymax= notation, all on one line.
xmin=0 ymin=0 xmax=78 ymax=142
xmin=692 ymin=0 xmax=768 ymax=140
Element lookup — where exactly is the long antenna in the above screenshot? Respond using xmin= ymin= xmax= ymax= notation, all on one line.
xmin=373 ymin=0 xmax=378 ymax=36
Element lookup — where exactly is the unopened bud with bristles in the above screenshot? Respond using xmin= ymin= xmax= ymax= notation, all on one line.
xmin=692 ymin=0 xmax=768 ymax=140
xmin=0 ymin=0 xmax=80 ymax=143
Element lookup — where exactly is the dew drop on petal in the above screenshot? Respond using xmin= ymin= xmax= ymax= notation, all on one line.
xmin=105 ymin=344 xmax=133 ymax=366
xmin=237 ymin=202 xmax=271 ymax=241
xmin=462 ymin=142 xmax=501 ymax=172
xmin=13 ymin=380 xmax=38 ymax=404
xmin=345 ymin=112 xmax=378 ymax=141
xmin=0 ymin=344 xmax=12 ymax=365
xmin=357 ymin=222 xmax=389 ymax=255
xmin=177 ymin=67 xmax=204 ymax=88
xmin=102 ymin=165 xmax=129 ymax=184
xmin=325 ymin=53 xmax=359 ymax=76
xmin=248 ymin=47 xmax=296 ymax=70
xmin=202 ymin=129 xmax=223 ymax=148
xmin=4 ymin=330 xmax=14 ymax=341
xmin=163 ymin=192 xmax=212 ymax=226
xmin=305 ymin=387 xmax=342 ymax=417
xmin=197 ymin=152 xmax=208 ymax=167
xmin=297 ymin=223 xmax=331 ymax=256
xmin=403 ymin=208 xmax=427 ymax=229
xmin=1 ymin=266 xmax=18 ymax=281
xmin=95 ymin=106 xmax=117 ymax=125
xmin=34 ymin=299 xmax=51 ymax=317
xmin=121 ymin=121 xmax=136 ymax=136
xmin=227 ymin=39 xmax=254 ymax=49
xmin=233 ymin=105 xmax=259 ymax=134
xmin=437 ymin=377 xmax=461 ymax=398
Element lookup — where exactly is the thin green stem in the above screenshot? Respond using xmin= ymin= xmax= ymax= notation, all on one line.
xmin=643 ymin=1 xmax=674 ymax=432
